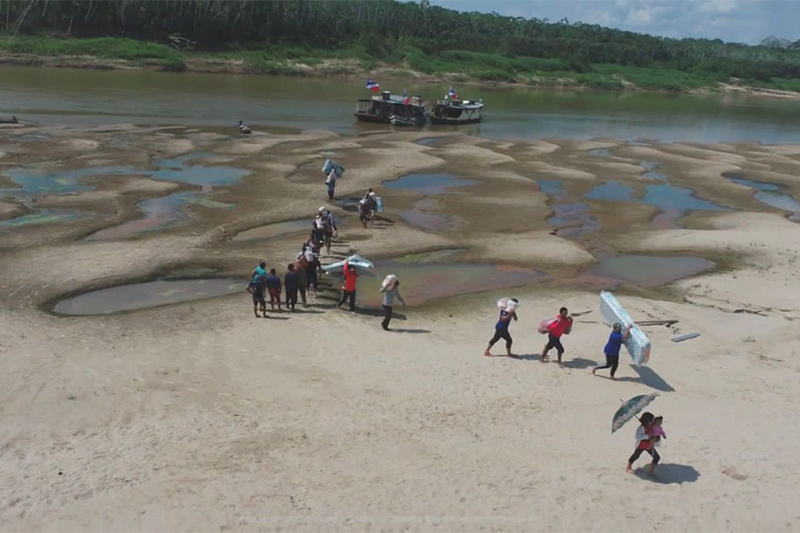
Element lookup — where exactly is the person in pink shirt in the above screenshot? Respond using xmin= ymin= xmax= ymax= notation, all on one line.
xmin=651 ymin=416 xmax=667 ymax=443
xmin=541 ymin=306 xmax=573 ymax=367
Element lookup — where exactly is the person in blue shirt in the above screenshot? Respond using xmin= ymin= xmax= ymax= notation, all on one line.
xmin=484 ymin=298 xmax=519 ymax=358
xmin=248 ymin=261 xmax=268 ymax=317
xmin=593 ymin=322 xmax=631 ymax=380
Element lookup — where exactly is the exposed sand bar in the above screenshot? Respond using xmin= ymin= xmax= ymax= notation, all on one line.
xmin=1 ymin=124 xmax=800 ymax=530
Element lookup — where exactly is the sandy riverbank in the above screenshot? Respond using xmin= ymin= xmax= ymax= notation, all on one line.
xmin=1 ymin=124 xmax=800 ymax=530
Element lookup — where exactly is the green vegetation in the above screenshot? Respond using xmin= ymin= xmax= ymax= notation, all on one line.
xmin=2 ymin=0 xmax=800 ymax=93
xmin=0 ymin=34 xmax=185 ymax=70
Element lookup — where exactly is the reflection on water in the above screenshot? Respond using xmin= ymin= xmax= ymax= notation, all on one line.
xmin=641 ymin=161 xmax=667 ymax=180
xmin=586 ymin=255 xmax=714 ymax=287
xmin=584 ymin=181 xmax=634 ymax=201
xmin=2 ymin=153 xmax=249 ymax=234
xmin=53 ymin=278 xmax=245 ymax=315
xmin=0 ymin=208 xmax=84 ymax=228
xmin=729 ymin=175 xmax=800 ymax=221
xmin=547 ymin=202 xmax=599 ymax=237
xmin=354 ymin=260 xmax=548 ymax=307
xmin=1 ymin=153 xmax=248 ymax=197
xmin=5 ymin=65 xmax=800 ymax=143
xmin=589 ymin=148 xmax=613 ymax=157
xmin=537 ymin=179 xmax=566 ymax=197
xmin=383 ymin=173 xmax=477 ymax=194
xmin=415 ymin=137 xmax=445 ymax=147
xmin=87 ymin=192 xmax=197 ymax=240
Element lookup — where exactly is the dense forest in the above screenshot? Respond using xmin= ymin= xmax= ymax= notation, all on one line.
xmin=2 ymin=0 xmax=800 ymax=91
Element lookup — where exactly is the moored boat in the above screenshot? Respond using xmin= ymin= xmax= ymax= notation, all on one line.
xmin=355 ymin=91 xmax=426 ymax=126
xmin=428 ymin=99 xmax=484 ymax=125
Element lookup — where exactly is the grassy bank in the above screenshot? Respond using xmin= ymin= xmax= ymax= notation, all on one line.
xmin=2 ymin=34 xmax=799 ymax=95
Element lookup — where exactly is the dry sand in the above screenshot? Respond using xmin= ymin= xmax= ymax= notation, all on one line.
xmin=1 ymin=125 xmax=800 ymax=531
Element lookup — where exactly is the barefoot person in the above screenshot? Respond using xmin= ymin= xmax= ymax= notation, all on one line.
xmin=336 ymin=260 xmax=358 ymax=312
xmin=484 ymin=298 xmax=519 ymax=357
xmin=541 ymin=306 xmax=573 ymax=367
xmin=593 ymin=322 xmax=631 ymax=380
xmin=379 ymin=274 xmax=405 ymax=331
xmin=265 ymin=268 xmax=283 ymax=312
xmin=626 ymin=412 xmax=660 ymax=477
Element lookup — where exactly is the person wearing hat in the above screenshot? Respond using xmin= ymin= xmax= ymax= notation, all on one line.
xmin=593 ymin=322 xmax=632 ymax=380
xmin=379 ymin=274 xmax=405 ymax=330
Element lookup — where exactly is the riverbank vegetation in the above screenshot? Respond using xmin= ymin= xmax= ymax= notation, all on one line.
xmin=2 ymin=0 xmax=800 ymax=94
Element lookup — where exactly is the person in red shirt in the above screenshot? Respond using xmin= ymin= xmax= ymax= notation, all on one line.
xmin=336 ymin=260 xmax=359 ymax=311
xmin=541 ymin=306 xmax=573 ymax=367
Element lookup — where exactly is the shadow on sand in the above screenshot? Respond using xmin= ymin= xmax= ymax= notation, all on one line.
xmin=634 ymin=463 xmax=700 ymax=485
xmin=564 ymin=357 xmax=597 ymax=369
xmin=388 ymin=328 xmax=430 ymax=334
xmin=631 ymin=365 xmax=676 ymax=392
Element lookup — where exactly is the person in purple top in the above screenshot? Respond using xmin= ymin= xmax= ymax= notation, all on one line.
xmin=484 ymin=298 xmax=519 ymax=358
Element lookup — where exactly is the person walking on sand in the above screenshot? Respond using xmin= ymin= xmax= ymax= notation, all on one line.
xmin=325 ymin=169 xmax=338 ymax=201
xmin=626 ymin=412 xmax=660 ymax=478
xmin=294 ymin=246 xmax=311 ymax=306
xmin=321 ymin=208 xmax=337 ymax=255
xmin=541 ymin=306 xmax=573 ymax=367
xmin=593 ymin=322 xmax=631 ymax=380
xmin=337 ymin=260 xmax=358 ymax=312
xmin=304 ymin=239 xmax=321 ymax=298
xmin=484 ymin=298 xmax=519 ymax=357
xmin=265 ymin=268 xmax=282 ymax=312
xmin=358 ymin=198 xmax=371 ymax=229
xmin=284 ymin=263 xmax=299 ymax=312
xmin=379 ymin=274 xmax=405 ymax=330
xmin=248 ymin=261 xmax=268 ymax=318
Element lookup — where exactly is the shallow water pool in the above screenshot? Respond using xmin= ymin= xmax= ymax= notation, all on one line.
xmin=53 ymin=278 xmax=245 ymax=315
xmin=383 ymin=173 xmax=477 ymax=195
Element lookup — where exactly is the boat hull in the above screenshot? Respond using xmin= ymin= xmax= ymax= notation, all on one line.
xmin=354 ymin=112 xmax=389 ymax=124
xmin=428 ymin=115 xmax=482 ymax=125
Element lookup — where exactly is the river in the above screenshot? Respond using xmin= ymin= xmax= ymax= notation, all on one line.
xmin=2 ymin=65 xmax=800 ymax=143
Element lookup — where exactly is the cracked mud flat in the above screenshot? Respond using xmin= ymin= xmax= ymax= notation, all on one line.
xmin=2 ymin=124 xmax=800 ymax=531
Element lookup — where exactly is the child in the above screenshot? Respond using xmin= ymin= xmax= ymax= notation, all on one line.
xmin=484 ymin=298 xmax=519 ymax=358
xmin=626 ymin=412 xmax=660 ymax=477
xmin=651 ymin=416 xmax=667 ymax=444
xmin=593 ymin=322 xmax=632 ymax=380
xmin=541 ymin=306 xmax=573 ymax=367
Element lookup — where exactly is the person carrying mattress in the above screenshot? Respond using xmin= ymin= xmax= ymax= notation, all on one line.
xmin=484 ymin=298 xmax=519 ymax=358
xmin=541 ymin=306 xmax=573 ymax=367
xmin=593 ymin=322 xmax=632 ymax=380
xmin=336 ymin=260 xmax=359 ymax=312
xmin=379 ymin=274 xmax=405 ymax=330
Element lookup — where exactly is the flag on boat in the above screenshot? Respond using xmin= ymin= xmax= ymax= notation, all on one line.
xmin=365 ymin=79 xmax=380 ymax=92
xmin=448 ymin=85 xmax=458 ymax=99
xmin=402 ymin=89 xmax=410 ymax=104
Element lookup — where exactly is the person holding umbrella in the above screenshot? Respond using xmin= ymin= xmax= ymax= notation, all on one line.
xmin=626 ymin=411 xmax=660 ymax=477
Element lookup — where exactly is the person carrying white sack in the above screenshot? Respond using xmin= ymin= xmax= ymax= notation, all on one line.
xmin=484 ymin=297 xmax=519 ymax=358
xmin=379 ymin=274 xmax=405 ymax=331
